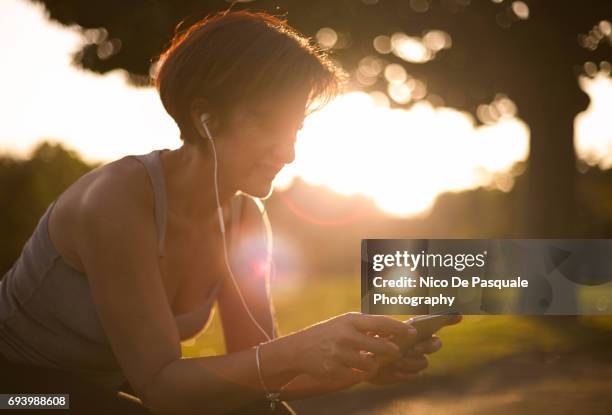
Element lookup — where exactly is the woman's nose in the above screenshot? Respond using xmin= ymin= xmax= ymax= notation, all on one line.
xmin=273 ymin=137 xmax=296 ymax=165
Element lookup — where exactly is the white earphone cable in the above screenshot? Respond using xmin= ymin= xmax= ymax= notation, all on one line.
xmin=200 ymin=116 xmax=274 ymax=342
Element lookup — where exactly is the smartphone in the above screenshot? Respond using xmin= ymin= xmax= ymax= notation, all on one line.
xmin=398 ymin=311 xmax=462 ymax=353
xmin=367 ymin=311 xmax=462 ymax=362
xmin=406 ymin=311 xmax=462 ymax=340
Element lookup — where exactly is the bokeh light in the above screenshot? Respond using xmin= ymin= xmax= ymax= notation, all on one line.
xmin=384 ymin=63 xmax=408 ymax=84
xmin=316 ymin=27 xmax=338 ymax=49
xmin=511 ymin=1 xmax=529 ymax=20
xmin=422 ymin=30 xmax=452 ymax=51
xmin=575 ymin=72 xmax=612 ymax=169
xmin=373 ymin=35 xmax=392 ymax=54
xmin=391 ymin=32 xmax=432 ymax=63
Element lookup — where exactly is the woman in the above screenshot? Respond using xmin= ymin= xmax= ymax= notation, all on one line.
xmin=0 ymin=10 xmax=450 ymax=415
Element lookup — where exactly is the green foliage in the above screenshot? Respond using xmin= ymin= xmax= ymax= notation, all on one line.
xmin=0 ymin=141 xmax=97 ymax=275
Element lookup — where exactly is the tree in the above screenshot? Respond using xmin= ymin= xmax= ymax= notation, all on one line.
xmin=0 ymin=142 xmax=95 ymax=274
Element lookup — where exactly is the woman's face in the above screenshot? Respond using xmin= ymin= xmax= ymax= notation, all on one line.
xmin=220 ymin=90 xmax=309 ymax=199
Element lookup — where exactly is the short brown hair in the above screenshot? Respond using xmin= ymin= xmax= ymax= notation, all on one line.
xmin=154 ymin=10 xmax=347 ymax=143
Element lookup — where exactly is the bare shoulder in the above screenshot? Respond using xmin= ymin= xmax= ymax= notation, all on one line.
xmin=49 ymin=154 xmax=156 ymax=268
xmin=75 ymin=155 xmax=153 ymax=218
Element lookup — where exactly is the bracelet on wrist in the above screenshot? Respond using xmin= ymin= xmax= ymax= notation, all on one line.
xmin=255 ymin=342 xmax=283 ymax=411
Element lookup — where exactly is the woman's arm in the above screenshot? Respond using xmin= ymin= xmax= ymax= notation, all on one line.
xmin=75 ymin=176 xmax=298 ymax=414
xmin=217 ymin=195 xmax=277 ymax=353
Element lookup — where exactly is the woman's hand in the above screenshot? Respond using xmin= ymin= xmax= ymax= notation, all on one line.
xmin=365 ymin=335 xmax=442 ymax=385
xmin=278 ymin=332 xmax=441 ymax=399
xmin=279 ymin=369 xmax=367 ymax=400
xmin=284 ymin=312 xmax=417 ymax=383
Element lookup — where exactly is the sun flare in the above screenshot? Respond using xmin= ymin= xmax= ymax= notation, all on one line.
xmin=274 ymin=92 xmax=530 ymax=217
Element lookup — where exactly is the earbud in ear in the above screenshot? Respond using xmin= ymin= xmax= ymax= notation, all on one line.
xmin=199 ymin=113 xmax=213 ymax=140
xmin=200 ymin=113 xmax=210 ymax=125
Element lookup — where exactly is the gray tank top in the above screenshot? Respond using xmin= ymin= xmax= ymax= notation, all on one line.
xmin=0 ymin=149 xmax=243 ymax=391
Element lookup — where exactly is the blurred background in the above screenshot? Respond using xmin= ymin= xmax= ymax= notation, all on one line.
xmin=1 ymin=0 xmax=611 ymax=413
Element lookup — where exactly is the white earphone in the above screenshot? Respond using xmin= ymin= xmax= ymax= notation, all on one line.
xmin=199 ymin=113 xmax=275 ymax=342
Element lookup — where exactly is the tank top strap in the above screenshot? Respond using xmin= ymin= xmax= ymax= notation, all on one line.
xmin=128 ymin=149 xmax=168 ymax=257
xmin=127 ymin=149 xmax=243 ymax=266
